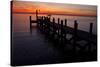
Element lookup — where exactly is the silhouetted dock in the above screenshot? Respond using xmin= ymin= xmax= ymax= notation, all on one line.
xmin=30 ymin=13 xmax=97 ymax=52
xmin=11 ymin=10 xmax=97 ymax=66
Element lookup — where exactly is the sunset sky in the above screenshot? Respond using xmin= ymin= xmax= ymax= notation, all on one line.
xmin=12 ymin=1 xmax=97 ymax=17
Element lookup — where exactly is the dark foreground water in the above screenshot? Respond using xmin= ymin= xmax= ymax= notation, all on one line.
xmin=11 ymin=14 xmax=97 ymax=66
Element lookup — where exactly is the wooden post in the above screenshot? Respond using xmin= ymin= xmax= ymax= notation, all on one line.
xmin=57 ymin=18 xmax=60 ymax=39
xmin=88 ymin=23 xmax=93 ymax=52
xmin=58 ymin=18 xmax=60 ymax=24
xmin=61 ymin=20 xmax=64 ymax=44
xmin=44 ymin=17 xmax=48 ymax=34
xmin=53 ymin=18 xmax=55 ymax=30
xmin=30 ymin=16 xmax=32 ymax=29
xmin=53 ymin=18 xmax=55 ymax=23
xmin=52 ymin=18 xmax=55 ymax=39
xmin=38 ymin=16 xmax=41 ymax=28
xmin=42 ymin=16 xmax=45 ymax=33
xmin=65 ymin=19 xmax=67 ymax=26
xmin=74 ymin=20 xmax=78 ymax=35
xmin=89 ymin=23 xmax=93 ymax=35
xmin=43 ymin=17 xmax=45 ymax=33
xmin=73 ymin=20 xmax=78 ymax=52
xmin=39 ymin=16 xmax=42 ymax=31
xmin=29 ymin=16 xmax=32 ymax=33
xmin=47 ymin=17 xmax=50 ymax=35
xmin=64 ymin=19 xmax=67 ymax=43
xmin=41 ymin=16 xmax=43 ymax=31
xmin=42 ymin=16 xmax=44 ymax=32
xmin=52 ymin=18 xmax=55 ymax=29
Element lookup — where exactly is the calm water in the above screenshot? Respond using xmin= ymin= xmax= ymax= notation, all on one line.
xmin=12 ymin=13 xmax=97 ymax=65
xmin=12 ymin=13 xmax=97 ymax=35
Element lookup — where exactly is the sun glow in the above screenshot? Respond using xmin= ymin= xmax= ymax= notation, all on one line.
xmin=12 ymin=1 xmax=97 ymax=17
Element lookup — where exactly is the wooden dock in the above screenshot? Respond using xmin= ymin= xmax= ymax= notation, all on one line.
xmin=30 ymin=16 xmax=97 ymax=53
xmin=11 ymin=9 xmax=97 ymax=66
xmin=29 ymin=10 xmax=97 ymax=54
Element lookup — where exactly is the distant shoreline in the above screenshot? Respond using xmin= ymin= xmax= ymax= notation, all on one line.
xmin=12 ymin=12 xmax=97 ymax=17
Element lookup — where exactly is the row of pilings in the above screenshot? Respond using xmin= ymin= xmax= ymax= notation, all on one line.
xmin=29 ymin=15 xmax=97 ymax=57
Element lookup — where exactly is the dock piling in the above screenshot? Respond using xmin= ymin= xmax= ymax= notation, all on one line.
xmin=88 ymin=23 xmax=93 ymax=52
xmin=29 ymin=15 xmax=96 ymax=54
xmin=29 ymin=16 xmax=32 ymax=33
xmin=73 ymin=20 xmax=78 ymax=52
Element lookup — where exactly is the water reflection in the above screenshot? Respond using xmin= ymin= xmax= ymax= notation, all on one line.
xmin=12 ymin=14 xmax=97 ymax=35
xmin=12 ymin=13 xmax=97 ymax=66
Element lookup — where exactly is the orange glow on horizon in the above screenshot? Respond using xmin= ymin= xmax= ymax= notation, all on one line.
xmin=12 ymin=1 xmax=97 ymax=17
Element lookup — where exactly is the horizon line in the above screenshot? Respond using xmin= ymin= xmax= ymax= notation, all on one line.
xmin=12 ymin=12 xmax=97 ymax=17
